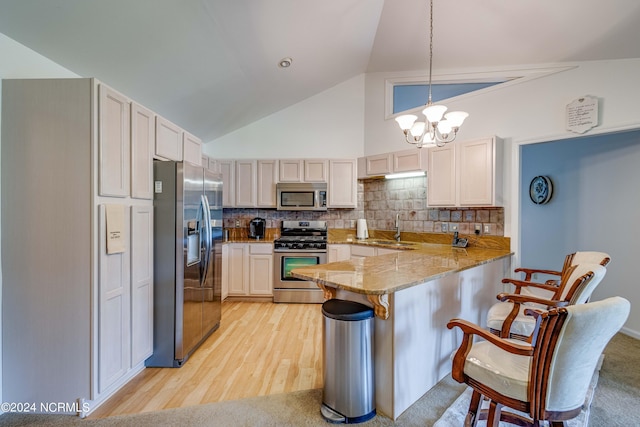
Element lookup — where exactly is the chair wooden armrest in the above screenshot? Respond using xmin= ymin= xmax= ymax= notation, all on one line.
xmin=447 ymin=318 xmax=533 ymax=382
xmin=501 ymin=278 xmax=560 ymax=293
xmin=513 ymin=267 xmax=562 ymax=282
xmin=496 ymin=293 xmax=570 ymax=308
xmin=495 ymin=293 xmax=569 ymax=340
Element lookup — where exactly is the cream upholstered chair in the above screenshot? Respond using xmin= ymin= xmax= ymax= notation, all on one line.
xmin=487 ymin=263 xmax=607 ymax=340
xmin=513 ymin=251 xmax=610 ymax=296
xmin=448 ymin=296 xmax=629 ymax=427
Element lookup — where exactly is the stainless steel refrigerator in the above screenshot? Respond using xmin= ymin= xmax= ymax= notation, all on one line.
xmin=146 ymin=160 xmax=223 ymax=367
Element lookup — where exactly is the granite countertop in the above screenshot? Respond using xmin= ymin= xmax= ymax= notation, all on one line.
xmin=292 ymin=240 xmax=513 ymax=296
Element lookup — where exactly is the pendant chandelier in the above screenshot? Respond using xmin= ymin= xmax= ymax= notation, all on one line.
xmin=395 ymin=0 xmax=468 ymax=148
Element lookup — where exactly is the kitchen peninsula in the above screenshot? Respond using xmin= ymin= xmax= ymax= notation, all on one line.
xmin=292 ymin=241 xmax=512 ymax=420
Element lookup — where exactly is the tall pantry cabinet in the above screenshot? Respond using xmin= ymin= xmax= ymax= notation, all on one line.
xmin=1 ymin=78 xmax=154 ymax=414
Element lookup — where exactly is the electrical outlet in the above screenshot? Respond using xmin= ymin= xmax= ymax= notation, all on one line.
xmin=235 ymin=219 xmax=240 ymax=228
xmin=441 ymin=223 xmax=448 ymax=233
xmin=484 ymin=224 xmax=491 ymax=234
xmin=450 ymin=223 xmax=459 ymax=232
xmin=474 ymin=224 xmax=482 ymax=235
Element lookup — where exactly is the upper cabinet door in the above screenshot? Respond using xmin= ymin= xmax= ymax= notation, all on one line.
xmin=458 ymin=137 xmax=500 ymax=206
xmin=219 ymin=160 xmax=235 ymax=207
xmin=131 ymin=102 xmax=155 ymax=200
xmin=99 ymin=84 xmax=130 ymax=197
xmin=155 ymin=116 xmax=183 ymax=161
xmin=279 ymin=159 xmax=303 ymax=182
xmin=235 ymin=160 xmax=257 ymax=207
xmin=366 ymin=153 xmax=392 ymax=176
xmin=304 ymin=159 xmax=328 ymax=182
xmin=393 ymin=149 xmax=427 ymax=173
xmin=427 ymin=145 xmax=456 ymax=206
xmin=183 ymin=131 xmax=202 ymax=165
xmin=328 ymin=159 xmax=357 ymax=208
xmin=257 ymin=160 xmax=278 ymax=207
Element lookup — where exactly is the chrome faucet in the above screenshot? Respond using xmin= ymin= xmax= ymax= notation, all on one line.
xmin=394 ymin=213 xmax=401 ymax=242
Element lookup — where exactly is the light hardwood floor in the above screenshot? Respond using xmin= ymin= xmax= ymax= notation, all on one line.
xmin=89 ymin=301 xmax=324 ymax=418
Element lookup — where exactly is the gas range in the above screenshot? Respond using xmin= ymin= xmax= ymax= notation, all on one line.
xmin=274 ymin=220 xmax=328 ymax=252
xmin=273 ymin=220 xmax=328 ymax=303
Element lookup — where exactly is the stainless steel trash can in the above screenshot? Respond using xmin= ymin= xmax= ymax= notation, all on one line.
xmin=321 ymin=299 xmax=375 ymax=423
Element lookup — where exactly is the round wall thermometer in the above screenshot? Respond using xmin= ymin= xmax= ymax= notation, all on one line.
xmin=529 ymin=175 xmax=553 ymax=204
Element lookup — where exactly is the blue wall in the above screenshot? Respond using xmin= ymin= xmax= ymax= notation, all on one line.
xmin=521 ymin=129 xmax=640 ymax=331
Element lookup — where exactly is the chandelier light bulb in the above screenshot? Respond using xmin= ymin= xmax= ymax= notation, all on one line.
xmin=423 ymin=104 xmax=447 ymax=123
xmin=444 ymin=111 xmax=469 ymax=128
xmin=395 ymin=114 xmax=418 ymax=131
xmin=410 ymin=121 xmax=427 ymax=138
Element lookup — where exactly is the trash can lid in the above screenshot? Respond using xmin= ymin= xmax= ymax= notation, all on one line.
xmin=322 ymin=299 xmax=374 ymax=321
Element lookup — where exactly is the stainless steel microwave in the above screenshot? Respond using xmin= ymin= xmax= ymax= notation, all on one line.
xmin=276 ymin=182 xmax=327 ymax=211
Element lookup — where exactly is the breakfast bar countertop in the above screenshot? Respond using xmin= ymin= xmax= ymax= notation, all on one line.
xmin=291 ymin=241 xmax=513 ymax=296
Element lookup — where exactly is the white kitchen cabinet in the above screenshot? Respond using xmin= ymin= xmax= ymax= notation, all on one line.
xmin=427 ymin=136 xmax=502 ymax=207
xmin=226 ymin=243 xmax=273 ymax=298
xmin=182 ymin=131 xmax=202 ymax=165
xmin=220 ymin=160 xmax=235 ymax=207
xmin=130 ymin=205 xmax=154 ymax=368
xmin=99 ymin=84 xmax=130 ymax=197
xmin=328 ymin=244 xmax=351 ymax=262
xmin=98 ymin=205 xmax=131 ymax=393
xmin=304 ymin=159 xmax=328 ymax=182
xmin=350 ymin=245 xmax=377 ymax=259
xmin=357 ymin=149 xmax=427 ymax=179
xmin=328 ymin=159 xmax=357 ymax=208
xmin=205 ymin=156 xmax=222 ymax=174
xmin=360 ymin=153 xmax=392 ymax=178
xmin=279 ymin=158 xmax=328 ymax=182
xmin=248 ymin=244 xmax=274 ymax=296
xmin=1 ymin=78 xmax=157 ymax=414
xmin=131 ymin=102 xmax=155 ymax=200
xmin=155 ymin=115 xmax=183 ymax=161
xmin=221 ymin=244 xmax=230 ymax=301
xmin=427 ymin=144 xmax=456 ymax=206
xmin=393 ymin=149 xmax=428 ymax=173
xmin=458 ymin=137 xmax=502 ymax=206
xmin=279 ymin=159 xmax=304 ymax=182
xmin=235 ymin=159 xmax=257 ymax=207
xmin=227 ymin=243 xmax=248 ymax=296
xmin=350 ymin=244 xmax=400 ymax=259
xmin=257 ymin=159 xmax=278 ymax=207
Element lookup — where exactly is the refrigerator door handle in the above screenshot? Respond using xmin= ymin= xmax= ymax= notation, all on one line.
xmin=200 ymin=194 xmax=213 ymax=288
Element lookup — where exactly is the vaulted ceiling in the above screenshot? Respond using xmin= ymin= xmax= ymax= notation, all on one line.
xmin=1 ymin=0 xmax=639 ymax=142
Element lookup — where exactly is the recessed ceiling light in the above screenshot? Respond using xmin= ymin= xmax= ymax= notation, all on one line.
xmin=278 ymin=57 xmax=292 ymax=68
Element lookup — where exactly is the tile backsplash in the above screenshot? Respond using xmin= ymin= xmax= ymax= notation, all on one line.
xmin=223 ymin=177 xmax=504 ymax=236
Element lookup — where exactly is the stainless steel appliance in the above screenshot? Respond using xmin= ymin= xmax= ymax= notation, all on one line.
xmin=273 ymin=220 xmax=328 ymax=303
xmin=146 ymin=160 xmax=223 ymax=367
xmin=249 ymin=217 xmax=266 ymax=239
xmin=276 ymin=182 xmax=327 ymax=211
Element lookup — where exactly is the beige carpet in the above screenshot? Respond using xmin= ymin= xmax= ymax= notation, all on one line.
xmin=0 ymin=377 xmax=466 ymax=427
xmin=433 ymin=356 xmax=602 ymax=427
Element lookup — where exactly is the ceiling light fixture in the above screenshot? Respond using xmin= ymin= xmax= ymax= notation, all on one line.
xmin=395 ymin=0 xmax=468 ymax=148
xmin=278 ymin=57 xmax=292 ymax=68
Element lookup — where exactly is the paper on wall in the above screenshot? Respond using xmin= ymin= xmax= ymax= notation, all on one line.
xmin=105 ymin=204 xmax=126 ymax=254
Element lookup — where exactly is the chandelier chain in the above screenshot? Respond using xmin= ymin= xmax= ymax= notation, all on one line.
xmin=427 ymin=0 xmax=434 ymax=105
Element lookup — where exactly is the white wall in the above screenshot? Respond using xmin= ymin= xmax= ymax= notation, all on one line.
xmin=204 ymin=74 xmax=366 ymax=159
xmin=364 ymin=60 xmax=640 ymax=155
xmin=0 ymin=32 xmax=78 ymax=409
xmin=521 ymin=131 xmax=640 ymax=337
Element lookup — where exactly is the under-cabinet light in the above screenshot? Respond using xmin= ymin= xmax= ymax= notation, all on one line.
xmin=384 ymin=171 xmax=426 ymax=180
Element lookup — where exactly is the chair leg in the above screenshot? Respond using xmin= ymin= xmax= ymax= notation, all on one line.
xmin=465 ymin=390 xmax=482 ymax=427
xmin=486 ymin=400 xmax=502 ymax=427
